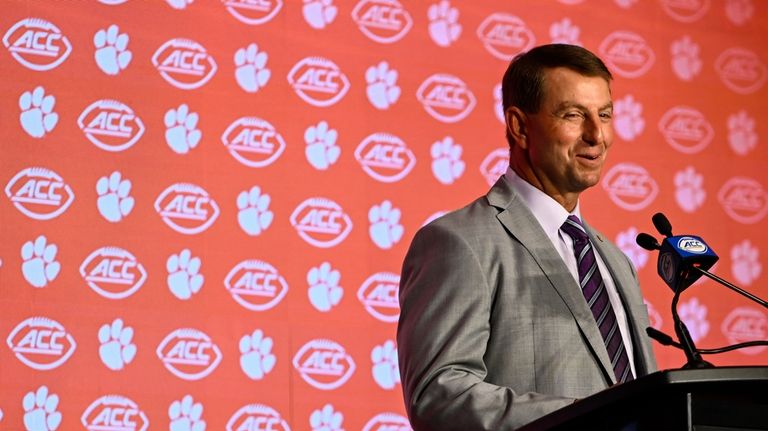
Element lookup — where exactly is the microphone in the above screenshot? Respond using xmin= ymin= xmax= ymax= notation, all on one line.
xmin=652 ymin=212 xmax=673 ymax=237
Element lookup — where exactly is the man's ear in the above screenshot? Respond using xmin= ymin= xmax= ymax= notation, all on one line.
xmin=505 ymin=107 xmax=528 ymax=149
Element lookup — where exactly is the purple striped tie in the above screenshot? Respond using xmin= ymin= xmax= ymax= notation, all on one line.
xmin=561 ymin=215 xmax=633 ymax=384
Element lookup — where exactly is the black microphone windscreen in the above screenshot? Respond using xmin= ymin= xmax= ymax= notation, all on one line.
xmin=652 ymin=212 xmax=673 ymax=237
xmin=636 ymin=233 xmax=661 ymax=251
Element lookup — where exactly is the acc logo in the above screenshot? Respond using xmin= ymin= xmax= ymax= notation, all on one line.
xmin=287 ymin=57 xmax=350 ymax=107
xmin=358 ymin=272 xmax=400 ymax=323
xmin=479 ymin=148 xmax=509 ymax=186
xmin=156 ymin=328 xmax=222 ymax=380
xmin=3 ymin=18 xmax=72 ymax=71
xmin=81 ymin=395 xmax=149 ymax=431
xmin=715 ymin=48 xmax=767 ymax=95
xmin=660 ymin=0 xmax=710 ymax=23
xmin=221 ymin=116 xmax=285 ymax=168
xmin=292 ymin=339 xmax=356 ymax=390
xmin=476 ymin=13 xmax=535 ymax=61
xmin=5 ymin=167 xmax=74 ymax=220
xmin=717 ymin=177 xmax=768 ymax=224
xmin=227 ymin=404 xmax=290 ymax=431
xmin=677 ymin=237 xmax=707 ymax=254
xmin=79 ymin=246 xmax=147 ymax=299
xmin=722 ymin=307 xmax=767 ymax=355
xmin=7 ymin=317 xmax=76 ymax=370
xmin=598 ymin=31 xmax=655 ymax=79
xmin=352 ymin=0 xmax=413 ymax=44
xmin=658 ymin=106 xmax=713 ymax=154
xmin=152 ymin=38 xmax=217 ymax=90
xmin=155 ymin=183 xmax=220 ymax=234
xmin=355 ymin=133 xmax=416 ymax=183
xmin=224 ymin=259 xmax=288 ymax=311
xmin=290 ymin=197 xmax=353 ymax=248
xmin=602 ymin=163 xmax=658 ymax=211
xmin=363 ymin=412 xmax=412 ymax=431
xmin=417 ymin=74 xmax=476 ymax=123
xmin=78 ymin=100 xmax=145 ymax=152
xmin=222 ymin=0 xmax=283 ymax=25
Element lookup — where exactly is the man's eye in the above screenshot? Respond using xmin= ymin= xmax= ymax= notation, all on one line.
xmin=600 ymin=112 xmax=613 ymax=120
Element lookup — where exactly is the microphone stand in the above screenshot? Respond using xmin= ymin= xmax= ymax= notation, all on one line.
xmin=670 ymin=285 xmax=713 ymax=369
xmin=691 ymin=265 xmax=768 ymax=309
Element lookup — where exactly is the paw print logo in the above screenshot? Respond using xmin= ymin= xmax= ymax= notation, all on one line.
xmin=237 ymin=186 xmax=274 ymax=236
xmin=614 ymin=0 xmax=638 ymax=8
xmin=235 ymin=43 xmax=271 ymax=93
xmin=165 ymin=104 xmax=202 ymax=155
xmin=679 ymin=297 xmax=709 ymax=343
xmin=305 ymin=121 xmax=340 ymax=170
xmin=307 ymin=262 xmax=343 ymax=312
xmin=550 ymin=17 xmax=581 ymax=45
xmin=98 ymin=318 xmax=137 ymax=371
xmin=731 ymin=240 xmax=762 ymax=286
xmin=670 ymin=35 xmax=702 ymax=82
xmin=167 ymin=248 xmax=204 ymax=300
xmin=674 ymin=166 xmax=706 ymax=213
xmin=371 ymin=340 xmax=400 ymax=390
xmin=726 ymin=0 xmax=754 ymax=26
xmin=93 ymin=24 xmax=132 ymax=75
xmin=239 ymin=329 xmax=276 ymax=380
xmin=365 ymin=61 xmax=401 ymax=110
xmin=96 ymin=171 xmax=135 ymax=223
xmin=613 ymin=94 xmax=645 ymax=141
xmin=727 ymin=110 xmax=757 ymax=155
xmin=616 ymin=226 xmax=648 ymax=270
xmin=431 ymin=136 xmax=465 ymax=185
xmin=303 ymin=0 xmax=338 ymax=29
xmin=166 ymin=0 xmax=194 ymax=9
xmin=368 ymin=200 xmax=404 ymax=250
xmin=310 ymin=403 xmax=344 ymax=431
xmin=169 ymin=395 xmax=206 ymax=431
xmin=493 ymin=83 xmax=504 ymax=123
xmin=23 ymin=385 xmax=61 ymax=431
xmin=21 ymin=235 xmax=60 ymax=288
xmin=19 ymin=86 xmax=58 ymax=139
xmin=428 ymin=1 xmax=461 ymax=47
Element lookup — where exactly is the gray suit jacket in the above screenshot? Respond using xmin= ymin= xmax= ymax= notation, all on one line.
xmin=397 ymin=177 xmax=657 ymax=430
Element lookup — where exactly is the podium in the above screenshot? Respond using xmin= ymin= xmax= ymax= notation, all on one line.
xmin=520 ymin=367 xmax=768 ymax=430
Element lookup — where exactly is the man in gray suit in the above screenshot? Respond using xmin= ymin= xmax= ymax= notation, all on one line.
xmin=397 ymin=44 xmax=657 ymax=430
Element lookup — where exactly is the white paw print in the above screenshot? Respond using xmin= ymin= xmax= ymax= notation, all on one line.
xmin=427 ymin=1 xmax=461 ymax=47
xmin=93 ymin=24 xmax=132 ymax=75
xmin=307 ymin=262 xmax=343 ymax=312
xmin=679 ymin=297 xmax=709 ymax=343
xmin=166 ymin=0 xmax=194 ymax=9
xmin=431 ymin=136 xmax=465 ymax=185
xmin=310 ymin=404 xmax=344 ymax=431
xmin=19 ymin=86 xmax=58 ymax=139
xmin=98 ymin=318 xmax=137 ymax=371
xmin=493 ymin=83 xmax=504 ymax=123
xmin=365 ymin=61 xmax=400 ymax=110
xmin=726 ymin=0 xmax=754 ymax=26
xmin=303 ymin=0 xmax=338 ymax=29
xmin=731 ymin=240 xmax=762 ymax=286
xmin=550 ymin=17 xmax=581 ymax=45
xmin=371 ymin=340 xmax=400 ymax=390
xmin=165 ymin=104 xmax=202 ymax=155
xmin=369 ymin=200 xmax=404 ymax=250
xmin=239 ymin=329 xmax=276 ymax=380
xmin=21 ymin=235 xmax=60 ymax=288
xmin=169 ymin=395 xmax=206 ymax=431
xmin=616 ymin=226 xmax=648 ymax=270
xmin=167 ymin=249 xmax=204 ymax=300
xmin=96 ymin=171 xmax=135 ymax=222
xmin=237 ymin=186 xmax=274 ymax=236
xmin=727 ymin=110 xmax=757 ymax=155
xmin=674 ymin=166 xmax=705 ymax=213
xmin=670 ymin=35 xmax=702 ymax=82
xmin=305 ymin=121 xmax=340 ymax=170
xmin=614 ymin=0 xmax=638 ymax=8
xmin=23 ymin=385 xmax=61 ymax=431
xmin=613 ymin=94 xmax=645 ymax=141
xmin=234 ymin=43 xmax=271 ymax=93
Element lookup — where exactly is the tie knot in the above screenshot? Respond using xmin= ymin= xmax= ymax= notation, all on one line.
xmin=561 ymin=215 xmax=589 ymax=243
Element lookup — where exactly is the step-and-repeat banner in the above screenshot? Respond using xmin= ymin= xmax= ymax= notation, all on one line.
xmin=1 ymin=0 xmax=766 ymax=429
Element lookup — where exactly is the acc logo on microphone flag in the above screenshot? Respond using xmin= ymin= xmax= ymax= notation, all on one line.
xmin=352 ymin=0 xmax=413 ymax=44
xmin=3 ymin=18 xmax=72 ymax=71
xmin=599 ymin=31 xmax=655 ymax=79
xmin=7 ymin=317 xmax=76 ymax=370
xmin=288 ymin=57 xmax=350 ymax=107
xmin=476 ymin=13 xmax=535 ymax=61
xmin=81 ymin=395 xmax=149 ymax=431
xmin=290 ymin=197 xmax=353 ymax=248
xmin=358 ymin=272 xmax=400 ymax=323
xmin=226 ymin=404 xmax=290 ymax=431
xmin=658 ymin=106 xmax=713 ymax=154
xmin=155 ymin=183 xmax=220 ymax=234
xmin=152 ymin=38 xmax=217 ymax=90
xmin=224 ymin=259 xmax=288 ymax=311
xmin=78 ymin=100 xmax=145 ymax=152
xmin=363 ymin=412 xmax=412 ymax=431
xmin=355 ymin=133 xmax=416 ymax=183
xmin=222 ymin=116 xmax=286 ymax=168
xmin=722 ymin=307 xmax=767 ymax=355
xmin=223 ymin=0 xmax=283 ymax=25
xmin=602 ymin=163 xmax=659 ymax=211
xmin=717 ymin=177 xmax=768 ymax=224
xmin=156 ymin=328 xmax=222 ymax=380
xmin=715 ymin=47 xmax=767 ymax=95
xmin=479 ymin=148 xmax=509 ymax=186
xmin=293 ymin=339 xmax=356 ymax=390
xmin=677 ymin=237 xmax=708 ymax=254
xmin=417 ymin=74 xmax=476 ymax=123
xmin=5 ymin=167 xmax=75 ymax=220
xmin=79 ymin=246 xmax=147 ymax=299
